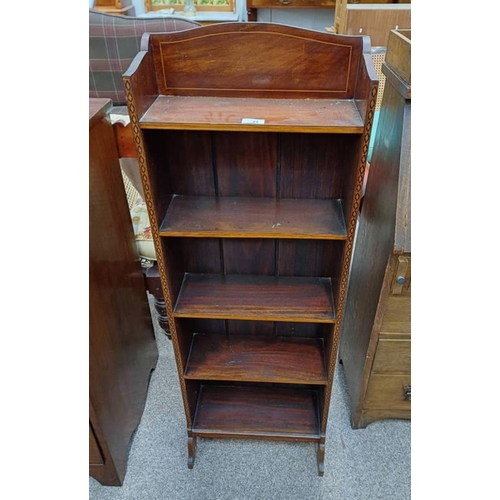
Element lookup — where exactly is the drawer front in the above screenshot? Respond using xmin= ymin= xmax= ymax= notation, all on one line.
xmin=365 ymin=374 xmax=411 ymax=411
xmin=248 ymin=0 xmax=335 ymax=8
xmin=372 ymin=339 xmax=410 ymax=374
xmin=380 ymin=295 xmax=411 ymax=337
xmin=89 ymin=425 xmax=104 ymax=465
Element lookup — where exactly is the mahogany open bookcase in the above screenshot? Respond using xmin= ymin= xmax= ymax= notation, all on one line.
xmin=123 ymin=22 xmax=377 ymax=476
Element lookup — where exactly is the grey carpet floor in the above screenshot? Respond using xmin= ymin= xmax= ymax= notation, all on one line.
xmin=90 ymin=295 xmax=411 ymax=500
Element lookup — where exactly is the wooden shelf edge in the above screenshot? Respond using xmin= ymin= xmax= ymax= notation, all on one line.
xmin=184 ymin=333 xmax=328 ymax=385
xmin=139 ymin=95 xmax=365 ymax=133
xmin=173 ymin=274 xmax=336 ymax=323
xmin=192 ymin=384 xmax=321 ymax=441
xmin=190 ymin=428 xmax=322 ymax=441
xmin=174 ymin=311 xmax=336 ymax=324
xmin=140 ymin=122 xmax=364 ymax=134
xmin=159 ymin=195 xmax=348 ymax=240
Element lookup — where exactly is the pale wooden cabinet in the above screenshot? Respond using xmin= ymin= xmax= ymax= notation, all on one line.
xmin=339 ymin=29 xmax=411 ymax=429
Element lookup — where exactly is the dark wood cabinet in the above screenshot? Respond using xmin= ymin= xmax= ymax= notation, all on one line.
xmin=123 ymin=23 xmax=377 ymax=475
xmin=339 ymin=29 xmax=411 ymax=429
xmin=89 ymin=98 xmax=158 ymax=485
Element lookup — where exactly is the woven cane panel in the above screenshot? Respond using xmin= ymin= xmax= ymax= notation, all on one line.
xmin=121 ymin=168 xmax=141 ymax=210
xmin=371 ymin=51 xmax=386 ymax=111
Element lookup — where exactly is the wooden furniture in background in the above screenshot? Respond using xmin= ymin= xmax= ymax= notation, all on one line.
xmin=89 ymin=98 xmax=159 ymax=485
xmin=332 ymin=0 xmax=410 ymax=46
xmin=144 ymin=0 xmax=236 ymax=13
xmin=246 ymin=0 xmax=335 ymax=23
xmin=123 ymin=23 xmax=377 ymax=475
xmin=339 ymin=29 xmax=410 ymax=429
xmin=93 ymin=0 xmax=135 ymax=16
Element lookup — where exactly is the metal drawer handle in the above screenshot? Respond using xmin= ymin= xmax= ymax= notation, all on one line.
xmin=279 ymin=0 xmax=292 ymax=4
xmin=403 ymin=385 xmax=411 ymax=402
xmin=396 ymin=276 xmax=406 ymax=285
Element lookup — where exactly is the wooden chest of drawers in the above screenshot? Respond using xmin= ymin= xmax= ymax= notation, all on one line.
xmin=339 ymin=30 xmax=411 ymax=429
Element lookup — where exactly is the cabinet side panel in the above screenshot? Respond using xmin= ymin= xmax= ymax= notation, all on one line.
xmin=319 ymin=53 xmax=378 ymax=433
xmin=124 ymin=73 xmax=195 ymax=430
xmin=89 ymin=115 xmax=158 ymax=485
xmin=339 ymin=80 xmax=406 ymax=425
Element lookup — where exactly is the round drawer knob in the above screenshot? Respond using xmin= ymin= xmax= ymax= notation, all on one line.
xmin=396 ymin=276 xmax=406 ymax=285
xmin=279 ymin=0 xmax=292 ymax=4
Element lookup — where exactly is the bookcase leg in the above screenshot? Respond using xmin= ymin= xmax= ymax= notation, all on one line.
xmin=316 ymin=442 xmax=325 ymax=476
xmin=187 ymin=436 xmax=197 ymax=469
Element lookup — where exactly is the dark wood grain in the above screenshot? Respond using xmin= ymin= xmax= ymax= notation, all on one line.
xmin=214 ymin=132 xmax=277 ymax=197
xmin=141 ymin=96 xmax=364 ymax=132
xmin=185 ymin=333 xmax=326 ymax=384
xmin=214 ymin=131 xmax=278 ymax=333
xmin=192 ymin=385 xmax=321 ymax=439
xmin=89 ymin=99 xmax=158 ymax=486
xmin=279 ymin=133 xmax=357 ymax=199
xmin=222 ymin=239 xmax=276 ymax=276
xmin=149 ymin=23 xmax=363 ymax=99
xmin=159 ymin=196 xmax=347 ymax=239
xmin=174 ymin=274 xmax=335 ymax=323
xmin=276 ymin=239 xmax=342 ymax=340
xmin=123 ymin=24 xmax=379 ymax=472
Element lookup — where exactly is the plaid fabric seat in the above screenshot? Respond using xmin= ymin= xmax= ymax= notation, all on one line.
xmin=89 ymin=9 xmax=200 ymax=105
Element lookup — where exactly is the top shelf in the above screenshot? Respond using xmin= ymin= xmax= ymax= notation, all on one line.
xmin=140 ymin=96 xmax=364 ymax=133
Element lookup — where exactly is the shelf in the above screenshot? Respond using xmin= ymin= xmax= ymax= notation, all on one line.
xmin=185 ymin=333 xmax=327 ymax=385
xmin=159 ymin=195 xmax=347 ymax=239
xmin=173 ymin=274 xmax=335 ymax=323
xmin=140 ymin=96 xmax=364 ymax=133
xmin=192 ymin=384 xmax=321 ymax=440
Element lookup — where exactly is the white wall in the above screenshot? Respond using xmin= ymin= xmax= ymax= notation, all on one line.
xmin=131 ymin=0 xmax=146 ymax=16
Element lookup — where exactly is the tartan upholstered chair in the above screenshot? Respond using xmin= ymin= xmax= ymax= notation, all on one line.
xmin=89 ymin=9 xmax=201 ymax=336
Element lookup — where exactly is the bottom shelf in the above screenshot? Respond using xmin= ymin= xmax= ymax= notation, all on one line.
xmin=192 ymin=384 xmax=321 ymax=441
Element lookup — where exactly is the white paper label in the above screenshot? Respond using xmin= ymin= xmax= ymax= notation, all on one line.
xmin=241 ymin=118 xmax=265 ymax=125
